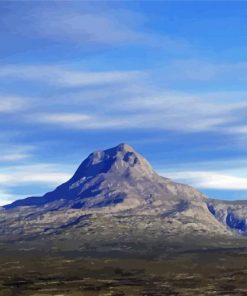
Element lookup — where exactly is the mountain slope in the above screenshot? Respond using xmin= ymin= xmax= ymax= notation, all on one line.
xmin=5 ymin=143 xmax=205 ymax=211
xmin=1 ymin=143 xmax=247 ymax=252
xmin=208 ymin=199 xmax=247 ymax=233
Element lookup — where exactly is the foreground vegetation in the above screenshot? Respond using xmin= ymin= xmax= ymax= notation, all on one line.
xmin=1 ymin=248 xmax=247 ymax=296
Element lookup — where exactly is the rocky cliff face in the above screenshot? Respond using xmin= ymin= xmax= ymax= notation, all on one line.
xmin=208 ymin=200 xmax=247 ymax=233
xmin=1 ymin=143 xmax=247 ymax=252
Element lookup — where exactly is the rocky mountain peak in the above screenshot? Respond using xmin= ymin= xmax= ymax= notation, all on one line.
xmin=71 ymin=143 xmax=155 ymax=181
xmin=86 ymin=143 xmax=135 ymax=166
xmin=116 ymin=143 xmax=135 ymax=152
xmin=2 ymin=143 xmax=247 ymax=253
xmin=4 ymin=143 xmax=157 ymax=209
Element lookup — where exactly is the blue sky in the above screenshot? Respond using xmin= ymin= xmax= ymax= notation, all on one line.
xmin=2 ymin=1 xmax=247 ymax=205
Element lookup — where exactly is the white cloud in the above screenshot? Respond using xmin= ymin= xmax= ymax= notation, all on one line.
xmin=34 ymin=113 xmax=92 ymax=125
xmin=164 ymin=59 xmax=247 ymax=82
xmin=35 ymin=11 xmax=152 ymax=46
xmin=27 ymin=89 xmax=247 ymax=133
xmin=0 ymin=189 xmax=46 ymax=207
xmin=0 ymin=164 xmax=71 ymax=187
xmin=39 ymin=10 xmax=187 ymax=50
xmin=0 ymin=172 xmax=70 ymax=186
xmin=0 ymin=153 xmax=30 ymax=162
xmin=3 ymin=63 xmax=247 ymax=135
xmin=0 ymin=145 xmax=35 ymax=163
xmin=226 ymin=126 xmax=247 ymax=135
xmin=161 ymin=170 xmax=247 ymax=190
xmin=0 ymin=96 xmax=27 ymax=113
xmin=0 ymin=190 xmax=23 ymax=207
xmin=2 ymin=6 xmax=186 ymax=50
xmin=2 ymin=65 xmax=247 ymax=135
xmin=0 ymin=163 xmax=73 ymax=206
xmin=0 ymin=65 xmax=143 ymax=87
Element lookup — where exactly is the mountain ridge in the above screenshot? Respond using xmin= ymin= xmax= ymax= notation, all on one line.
xmin=2 ymin=143 xmax=247 ymax=252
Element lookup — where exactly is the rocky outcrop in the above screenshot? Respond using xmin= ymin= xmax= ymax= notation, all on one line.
xmin=207 ymin=200 xmax=247 ymax=234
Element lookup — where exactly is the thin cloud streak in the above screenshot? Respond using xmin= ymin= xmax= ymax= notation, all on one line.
xmin=0 ymin=190 xmax=26 ymax=207
xmin=0 ymin=153 xmax=30 ymax=162
xmin=0 ymin=145 xmax=35 ymax=163
xmin=1 ymin=5 xmax=188 ymax=51
xmin=161 ymin=170 xmax=247 ymax=190
xmin=0 ymin=162 xmax=74 ymax=205
xmin=0 ymin=96 xmax=28 ymax=113
xmin=35 ymin=113 xmax=92 ymax=125
xmin=0 ymin=163 xmax=72 ymax=187
xmin=27 ymin=89 xmax=247 ymax=134
xmin=163 ymin=59 xmax=247 ymax=82
xmin=0 ymin=65 xmax=143 ymax=87
xmin=3 ymin=63 xmax=247 ymax=135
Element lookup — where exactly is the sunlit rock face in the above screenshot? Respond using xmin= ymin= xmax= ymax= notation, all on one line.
xmin=2 ymin=143 xmax=247 ymax=250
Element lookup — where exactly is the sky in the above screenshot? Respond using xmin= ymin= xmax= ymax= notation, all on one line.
xmin=2 ymin=1 xmax=247 ymax=205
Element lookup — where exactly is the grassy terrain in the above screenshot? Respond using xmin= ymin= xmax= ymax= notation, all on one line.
xmin=1 ymin=248 xmax=247 ymax=295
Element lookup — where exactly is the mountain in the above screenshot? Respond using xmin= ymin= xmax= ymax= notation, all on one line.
xmin=1 ymin=143 xmax=247 ymax=253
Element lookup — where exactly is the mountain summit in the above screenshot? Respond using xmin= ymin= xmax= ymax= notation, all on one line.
xmin=5 ymin=143 xmax=207 ymax=214
xmin=2 ymin=143 xmax=247 ymax=251
xmin=5 ymin=143 xmax=157 ymax=210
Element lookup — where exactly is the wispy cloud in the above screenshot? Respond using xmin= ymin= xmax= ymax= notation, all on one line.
xmin=0 ymin=171 xmax=70 ymax=186
xmin=0 ymin=145 xmax=34 ymax=163
xmin=163 ymin=59 xmax=247 ymax=82
xmin=0 ymin=164 xmax=71 ymax=186
xmin=3 ymin=62 xmax=247 ymax=135
xmin=0 ymin=162 xmax=73 ymax=205
xmin=0 ymin=153 xmax=30 ymax=162
xmin=35 ymin=11 xmax=152 ymax=46
xmin=161 ymin=170 xmax=247 ymax=191
xmin=34 ymin=113 xmax=92 ymax=125
xmin=0 ymin=96 xmax=27 ymax=113
xmin=1 ymin=5 xmax=187 ymax=51
xmin=0 ymin=65 xmax=143 ymax=87
xmin=25 ymin=89 xmax=247 ymax=134
xmin=0 ymin=190 xmax=25 ymax=207
xmin=0 ymin=163 xmax=73 ymax=205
